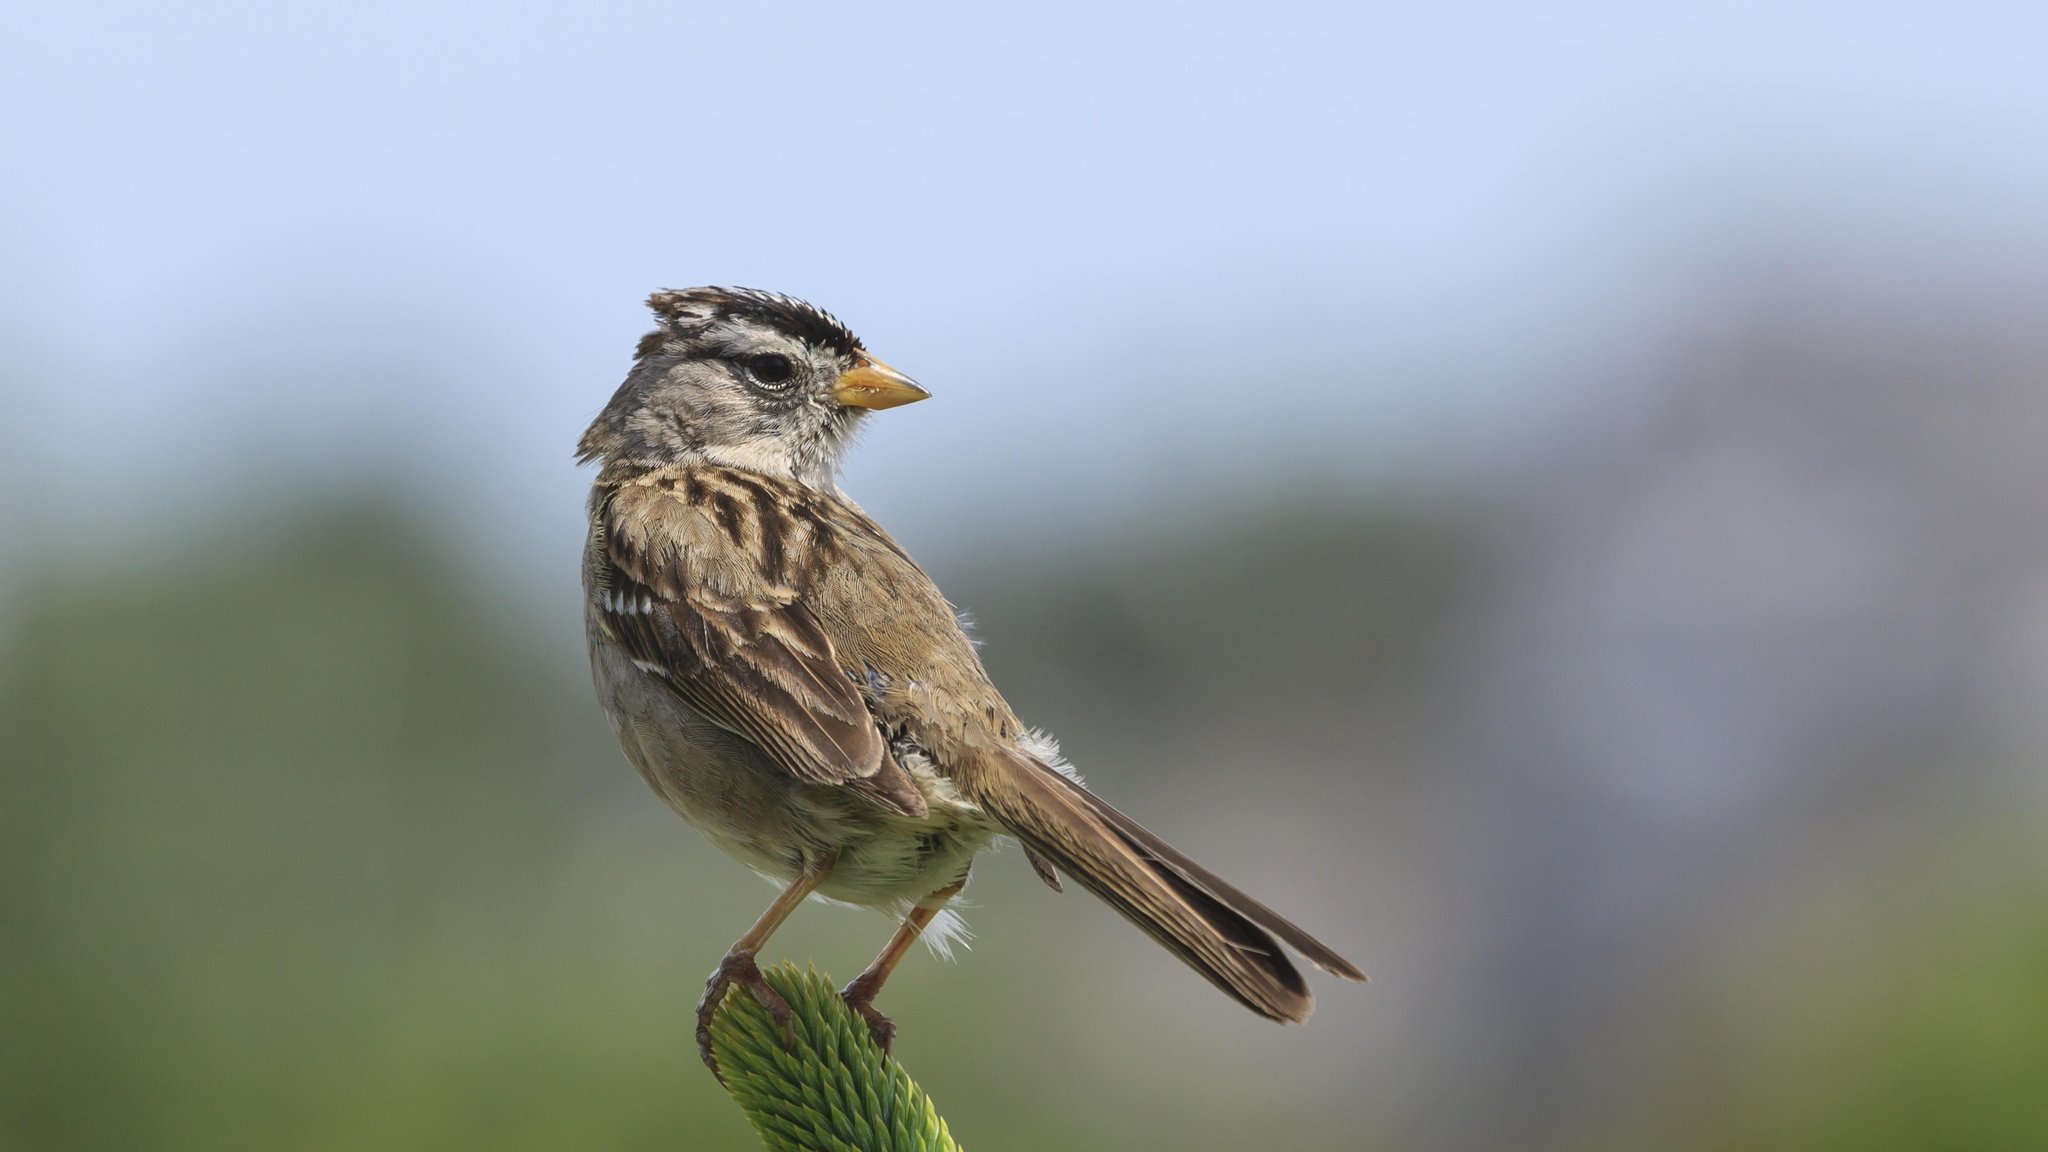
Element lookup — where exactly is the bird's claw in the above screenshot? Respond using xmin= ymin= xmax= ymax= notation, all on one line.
xmin=696 ymin=947 xmax=794 ymax=1082
xmin=839 ymin=975 xmax=897 ymax=1054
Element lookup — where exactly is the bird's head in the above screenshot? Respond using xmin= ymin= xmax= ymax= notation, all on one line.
xmin=577 ymin=286 xmax=929 ymax=487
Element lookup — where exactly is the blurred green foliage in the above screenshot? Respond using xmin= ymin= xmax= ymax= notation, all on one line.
xmin=1659 ymin=816 xmax=2048 ymax=1152
xmin=0 ymin=500 xmax=730 ymax=1149
xmin=0 ymin=493 xmax=1456 ymax=1151
xmin=6 ymin=492 xmax=2045 ymax=1151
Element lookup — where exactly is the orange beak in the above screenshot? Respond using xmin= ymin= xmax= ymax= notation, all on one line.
xmin=830 ymin=356 xmax=931 ymax=410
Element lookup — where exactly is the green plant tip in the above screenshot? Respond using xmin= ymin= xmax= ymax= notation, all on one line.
xmin=709 ymin=963 xmax=962 ymax=1152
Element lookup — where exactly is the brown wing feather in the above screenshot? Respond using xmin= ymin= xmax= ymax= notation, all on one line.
xmin=596 ymin=474 xmax=926 ymax=817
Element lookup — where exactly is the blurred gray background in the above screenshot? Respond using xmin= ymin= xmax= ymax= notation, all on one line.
xmin=5 ymin=2 xmax=2047 ymax=1149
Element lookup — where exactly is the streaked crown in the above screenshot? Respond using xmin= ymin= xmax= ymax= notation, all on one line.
xmin=640 ymin=286 xmax=864 ymax=359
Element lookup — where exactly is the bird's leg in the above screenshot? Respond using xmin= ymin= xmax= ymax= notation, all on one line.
xmin=697 ymin=851 xmax=836 ymax=1080
xmin=840 ymin=878 xmax=967 ymax=1054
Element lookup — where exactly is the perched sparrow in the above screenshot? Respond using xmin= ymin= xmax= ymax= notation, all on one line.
xmin=579 ymin=287 xmax=1363 ymax=1074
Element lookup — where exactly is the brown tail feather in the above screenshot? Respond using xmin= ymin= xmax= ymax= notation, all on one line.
xmin=973 ymin=751 xmax=1363 ymax=1023
xmin=1034 ymin=764 xmax=1368 ymax=983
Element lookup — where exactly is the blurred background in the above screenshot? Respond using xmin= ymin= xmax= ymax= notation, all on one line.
xmin=5 ymin=2 xmax=2047 ymax=1149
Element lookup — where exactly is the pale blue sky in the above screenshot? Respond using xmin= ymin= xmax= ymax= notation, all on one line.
xmin=5 ymin=0 xmax=2046 ymax=582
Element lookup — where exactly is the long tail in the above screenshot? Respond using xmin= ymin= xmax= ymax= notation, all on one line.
xmin=970 ymin=750 xmax=1365 ymax=1023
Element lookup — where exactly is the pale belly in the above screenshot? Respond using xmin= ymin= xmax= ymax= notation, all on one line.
xmin=588 ymin=624 xmax=997 ymax=906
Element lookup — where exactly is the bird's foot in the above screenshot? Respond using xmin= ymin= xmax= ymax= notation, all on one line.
xmin=839 ymin=974 xmax=897 ymax=1054
xmin=696 ymin=946 xmax=793 ymax=1081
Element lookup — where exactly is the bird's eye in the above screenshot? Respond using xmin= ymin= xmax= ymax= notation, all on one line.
xmin=745 ymin=353 xmax=796 ymax=386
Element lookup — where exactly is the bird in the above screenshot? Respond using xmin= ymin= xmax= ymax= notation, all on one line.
xmin=577 ymin=286 xmax=1364 ymax=1076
